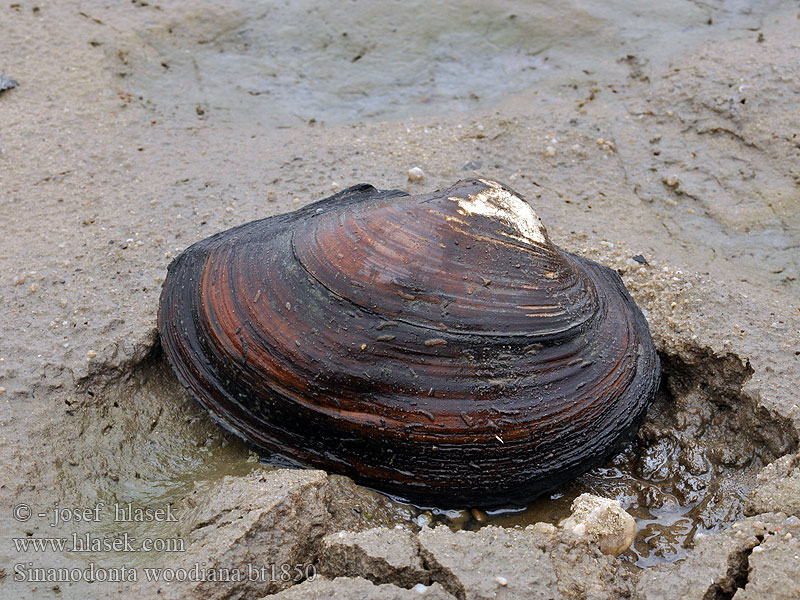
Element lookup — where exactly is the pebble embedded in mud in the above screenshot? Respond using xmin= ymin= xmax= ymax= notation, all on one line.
xmin=560 ymin=494 xmax=636 ymax=556
xmin=0 ymin=73 xmax=18 ymax=92
xmin=663 ymin=174 xmax=679 ymax=187
xmin=470 ymin=508 xmax=488 ymax=523
xmin=407 ymin=166 xmax=425 ymax=182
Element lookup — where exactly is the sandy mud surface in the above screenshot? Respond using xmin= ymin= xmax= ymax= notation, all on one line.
xmin=1 ymin=1 xmax=799 ymax=598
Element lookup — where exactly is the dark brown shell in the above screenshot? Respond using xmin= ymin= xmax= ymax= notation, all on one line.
xmin=158 ymin=178 xmax=660 ymax=506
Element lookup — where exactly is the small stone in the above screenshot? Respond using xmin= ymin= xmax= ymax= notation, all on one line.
xmin=631 ymin=254 xmax=648 ymax=265
xmin=87 ymin=350 xmax=97 ymax=359
xmin=443 ymin=509 xmax=471 ymax=526
xmin=0 ymin=73 xmax=18 ymax=93
xmin=663 ymin=174 xmax=679 ymax=187
xmin=407 ymin=167 xmax=425 ymax=182
xmin=543 ymin=145 xmax=556 ymax=157
xmin=532 ymin=522 xmax=556 ymax=535
xmin=495 ymin=576 xmax=508 ymax=586
xmin=560 ymin=493 xmax=636 ymax=556
xmin=415 ymin=512 xmax=433 ymax=528
xmin=470 ymin=508 xmax=488 ymax=523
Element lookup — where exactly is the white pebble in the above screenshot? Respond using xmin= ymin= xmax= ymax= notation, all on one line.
xmin=663 ymin=174 xmax=679 ymax=187
xmin=544 ymin=146 xmax=556 ymax=157
xmin=561 ymin=494 xmax=636 ymax=556
xmin=495 ymin=576 xmax=508 ymax=586
xmin=407 ymin=167 xmax=425 ymax=182
xmin=571 ymin=523 xmax=586 ymax=535
xmin=413 ymin=583 xmax=429 ymax=594
xmin=415 ymin=513 xmax=432 ymax=528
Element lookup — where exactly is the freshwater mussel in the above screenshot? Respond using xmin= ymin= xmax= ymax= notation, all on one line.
xmin=158 ymin=178 xmax=660 ymax=506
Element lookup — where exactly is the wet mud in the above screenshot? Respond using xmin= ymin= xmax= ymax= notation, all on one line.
xmin=2 ymin=1 xmax=800 ymax=598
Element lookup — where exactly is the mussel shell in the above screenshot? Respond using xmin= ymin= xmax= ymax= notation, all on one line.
xmin=158 ymin=179 xmax=660 ymax=506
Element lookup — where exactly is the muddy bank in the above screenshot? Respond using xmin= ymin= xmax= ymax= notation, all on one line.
xmin=1 ymin=1 xmax=800 ymax=598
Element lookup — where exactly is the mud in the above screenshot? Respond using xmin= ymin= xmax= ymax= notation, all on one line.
xmin=2 ymin=1 xmax=800 ymax=599
xmin=511 ymin=347 xmax=797 ymax=567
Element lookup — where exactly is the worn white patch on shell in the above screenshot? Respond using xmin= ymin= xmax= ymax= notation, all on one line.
xmin=450 ymin=179 xmax=547 ymax=246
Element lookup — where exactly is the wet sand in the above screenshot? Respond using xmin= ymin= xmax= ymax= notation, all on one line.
xmin=1 ymin=1 xmax=800 ymax=598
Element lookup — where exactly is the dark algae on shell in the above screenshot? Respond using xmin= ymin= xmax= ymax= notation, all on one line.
xmin=158 ymin=178 xmax=660 ymax=506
